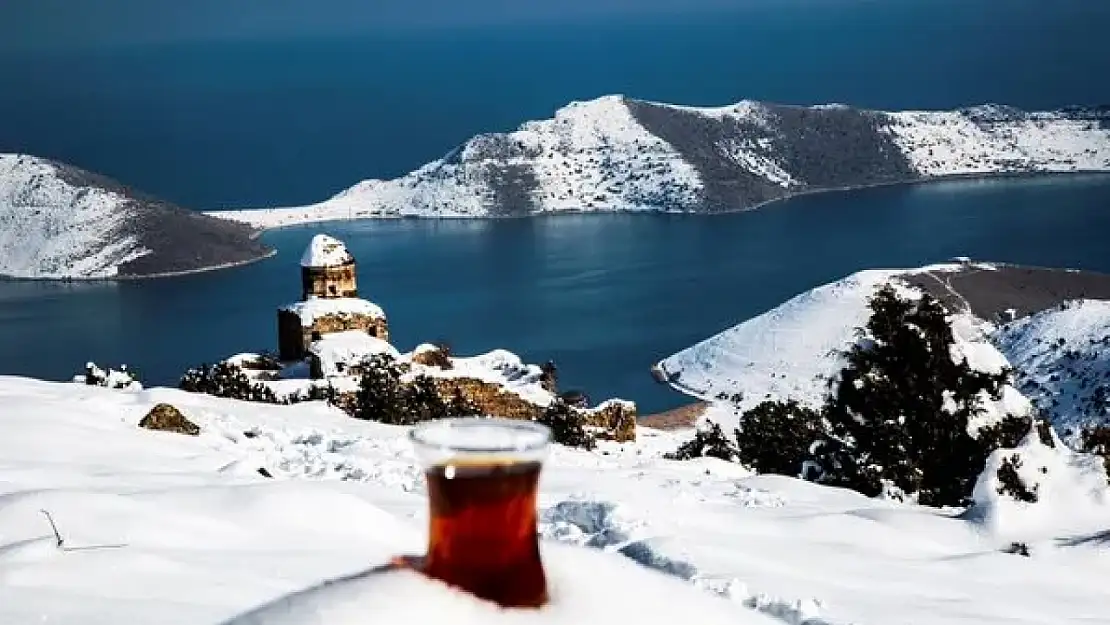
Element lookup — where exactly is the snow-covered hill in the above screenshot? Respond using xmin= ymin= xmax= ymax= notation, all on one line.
xmin=209 ymin=98 xmax=1110 ymax=228
xmin=0 ymin=154 xmax=273 ymax=279
xmin=994 ymin=300 xmax=1110 ymax=443
xmin=656 ymin=262 xmax=1110 ymax=438
xmin=3 ymin=375 xmax=1109 ymax=624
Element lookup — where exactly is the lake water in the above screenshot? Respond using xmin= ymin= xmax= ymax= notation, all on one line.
xmin=3 ymin=175 xmax=1110 ymax=412
xmin=1 ymin=0 xmax=1109 ymax=413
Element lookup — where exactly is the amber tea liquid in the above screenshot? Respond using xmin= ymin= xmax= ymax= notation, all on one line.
xmin=422 ymin=458 xmax=547 ymax=608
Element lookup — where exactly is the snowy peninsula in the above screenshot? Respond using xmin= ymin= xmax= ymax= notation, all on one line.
xmin=0 ymin=154 xmax=273 ymax=279
xmin=209 ymin=97 xmax=1110 ymax=229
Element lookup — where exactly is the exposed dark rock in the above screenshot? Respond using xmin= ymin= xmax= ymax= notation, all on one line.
xmin=901 ymin=263 xmax=1110 ymax=322
xmin=138 ymin=403 xmax=200 ymax=436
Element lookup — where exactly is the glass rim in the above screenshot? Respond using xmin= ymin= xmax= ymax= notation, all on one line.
xmin=408 ymin=417 xmax=551 ymax=455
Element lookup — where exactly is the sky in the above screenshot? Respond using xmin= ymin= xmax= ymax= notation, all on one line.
xmin=0 ymin=0 xmax=771 ymax=50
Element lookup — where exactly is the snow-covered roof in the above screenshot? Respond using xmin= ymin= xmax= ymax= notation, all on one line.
xmin=281 ymin=297 xmax=385 ymax=327
xmin=310 ymin=330 xmax=400 ymax=378
xmin=300 ymin=234 xmax=354 ymax=268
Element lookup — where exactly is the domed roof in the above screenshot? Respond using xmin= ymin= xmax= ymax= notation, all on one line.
xmin=300 ymin=234 xmax=354 ymax=268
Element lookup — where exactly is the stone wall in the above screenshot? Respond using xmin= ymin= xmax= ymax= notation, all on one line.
xmin=581 ymin=400 xmax=638 ymax=443
xmin=301 ymin=264 xmax=358 ymax=300
xmin=431 ymin=377 xmax=544 ymax=421
xmin=277 ymin=310 xmax=390 ymax=361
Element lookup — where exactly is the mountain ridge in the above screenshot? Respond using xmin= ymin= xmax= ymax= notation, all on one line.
xmin=0 ymin=154 xmax=274 ymax=280
xmin=210 ymin=96 xmax=1110 ymax=229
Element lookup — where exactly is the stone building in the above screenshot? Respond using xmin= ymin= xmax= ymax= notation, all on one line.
xmin=277 ymin=234 xmax=390 ymax=361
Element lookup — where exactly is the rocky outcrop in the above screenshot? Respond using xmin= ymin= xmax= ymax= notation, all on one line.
xmin=138 ymin=403 xmax=200 ymax=436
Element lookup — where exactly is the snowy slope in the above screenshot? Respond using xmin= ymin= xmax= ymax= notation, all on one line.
xmin=209 ymin=98 xmax=1110 ymax=229
xmin=993 ymin=300 xmax=1110 ymax=442
xmin=655 ymin=264 xmax=1031 ymax=433
xmin=3 ymin=375 xmax=1110 ymax=624
xmin=0 ymin=154 xmax=272 ymax=279
xmin=0 ymin=154 xmax=149 ymax=278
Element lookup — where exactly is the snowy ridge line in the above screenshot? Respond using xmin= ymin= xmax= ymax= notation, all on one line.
xmin=207 ymin=97 xmax=1110 ymax=229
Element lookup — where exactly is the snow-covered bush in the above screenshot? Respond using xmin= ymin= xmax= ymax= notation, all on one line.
xmin=664 ymin=421 xmax=738 ymax=462
xmin=73 ymin=362 xmax=142 ymax=391
xmin=1080 ymin=425 xmax=1110 ymax=483
xmin=352 ymin=354 xmax=481 ymax=426
xmin=179 ymin=362 xmax=280 ymax=404
xmin=968 ymin=424 xmax=1110 ymax=541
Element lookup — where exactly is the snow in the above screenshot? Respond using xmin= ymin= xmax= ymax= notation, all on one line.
xmin=404 ymin=348 xmax=557 ymax=408
xmin=0 ymin=154 xmax=151 ymax=278
xmin=656 ymin=266 xmax=1030 ymax=434
xmin=281 ymin=297 xmax=386 ymax=327
xmin=968 ymin=428 xmax=1110 ymax=544
xmin=210 ymin=95 xmax=704 ymax=229
xmin=993 ymin=299 xmax=1110 ymax=442
xmin=884 ymin=109 xmax=1110 ymax=177
xmin=309 ymin=331 xmax=400 ymax=377
xmin=206 ymin=98 xmax=1109 ymax=231
xmin=300 ymin=234 xmax=353 ymax=268
xmin=3 ymin=375 xmax=1110 ymax=624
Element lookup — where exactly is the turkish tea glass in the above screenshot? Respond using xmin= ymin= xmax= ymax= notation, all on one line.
xmin=406 ymin=417 xmax=552 ymax=609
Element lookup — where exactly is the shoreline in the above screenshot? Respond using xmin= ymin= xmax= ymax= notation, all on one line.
xmin=0 ymin=248 xmax=278 ymax=284
xmin=215 ymin=169 xmax=1110 ymax=233
xmin=8 ymin=170 xmax=1110 ymax=283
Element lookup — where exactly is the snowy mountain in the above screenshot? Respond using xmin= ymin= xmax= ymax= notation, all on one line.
xmin=994 ymin=300 xmax=1110 ymax=443
xmin=3 ymin=375 xmax=1109 ymax=624
xmin=210 ymin=97 xmax=1110 ymax=228
xmin=656 ymin=261 xmax=1110 ymax=438
xmin=0 ymin=154 xmax=273 ymax=279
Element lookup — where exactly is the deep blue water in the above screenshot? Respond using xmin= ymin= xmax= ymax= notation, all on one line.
xmin=3 ymin=175 xmax=1110 ymax=412
xmin=0 ymin=0 xmax=1107 ymax=208
xmin=1 ymin=0 xmax=1109 ymax=413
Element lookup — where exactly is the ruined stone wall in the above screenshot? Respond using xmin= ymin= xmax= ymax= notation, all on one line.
xmin=581 ymin=401 xmax=638 ymax=443
xmin=276 ymin=310 xmax=389 ymax=362
xmin=431 ymin=377 xmax=544 ymax=421
xmin=301 ymin=264 xmax=358 ymax=300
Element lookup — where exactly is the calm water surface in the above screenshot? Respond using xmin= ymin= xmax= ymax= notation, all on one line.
xmin=3 ymin=175 xmax=1109 ymax=412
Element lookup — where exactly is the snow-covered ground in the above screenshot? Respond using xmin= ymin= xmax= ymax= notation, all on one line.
xmin=208 ymin=97 xmax=1110 ymax=229
xmin=994 ymin=300 xmax=1110 ymax=443
xmin=0 ymin=154 xmax=150 ymax=278
xmin=656 ymin=263 xmax=1034 ymax=434
xmin=3 ymin=375 xmax=1109 ymax=624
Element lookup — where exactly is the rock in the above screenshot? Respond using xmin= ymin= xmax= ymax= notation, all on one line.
xmin=257 ymin=467 xmax=273 ymax=478
xmin=138 ymin=403 xmax=200 ymax=436
xmin=411 ymin=344 xmax=453 ymax=369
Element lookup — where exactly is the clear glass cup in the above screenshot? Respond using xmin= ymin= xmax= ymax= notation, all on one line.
xmin=404 ymin=417 xmax=552 ymax=609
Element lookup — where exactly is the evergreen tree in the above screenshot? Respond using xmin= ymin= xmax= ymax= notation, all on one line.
xmin=735 ymin=400 xmax=827 ymax=477
xmin=813 ymin=284 xmax=1016 ymax=506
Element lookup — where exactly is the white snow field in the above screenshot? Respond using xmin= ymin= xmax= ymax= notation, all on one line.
xmin=208 ymin=97 xmax=1110 ymax=230
xmin=2 ymin=375 xmax=1109 ymax=624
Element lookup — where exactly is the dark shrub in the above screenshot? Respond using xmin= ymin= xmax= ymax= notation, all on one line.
xmin=735 ymin=400 xmax=827 ymax=477
xmin=664 ymin=421 xmax=737 ymax=462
